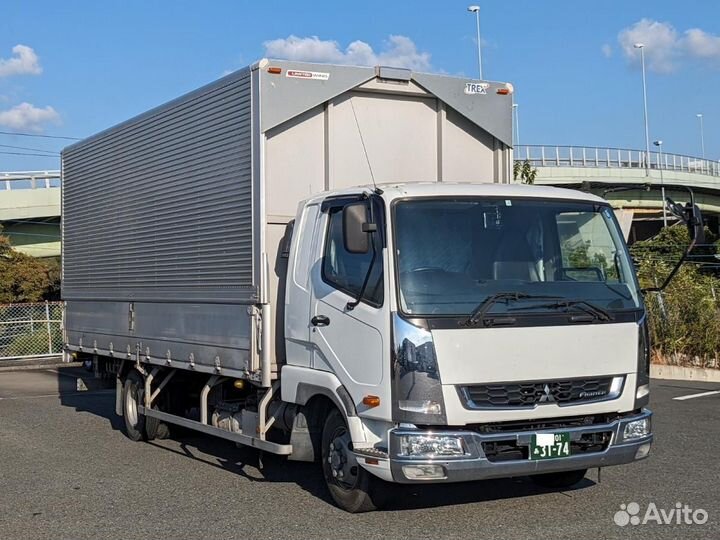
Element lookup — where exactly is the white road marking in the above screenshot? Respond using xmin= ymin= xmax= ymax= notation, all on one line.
xmin=673 ymin=390 xmax=720 ymax=401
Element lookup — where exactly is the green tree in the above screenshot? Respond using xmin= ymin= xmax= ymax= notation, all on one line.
xmin=513 ymin=159 xmax=538 ymax=185
xmin=0 ymin=226 xmax=60 ymax=303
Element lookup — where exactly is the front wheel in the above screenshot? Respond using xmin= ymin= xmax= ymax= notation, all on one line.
xmin=321 ymin=409 xmax=384 ymax=513
xmin=530 ymin=468 xmax=587 ymax=489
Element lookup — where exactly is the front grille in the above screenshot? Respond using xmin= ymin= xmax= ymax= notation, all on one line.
xmin=460 ymin=376 xmax=622 ymax=409
xmin=482 ymin=431 xmax=612 ymax=463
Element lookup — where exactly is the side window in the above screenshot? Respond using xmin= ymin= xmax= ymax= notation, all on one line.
xmin=555 ymin=211 xmax=622 ymax=282
xmin=322 ymin=206 xmax=384 ymax=305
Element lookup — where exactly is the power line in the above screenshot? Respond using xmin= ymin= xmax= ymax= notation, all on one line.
xmin=0 ymin=151 xmax=60 ymax=158
xmin=1 ymin=231 xmax=61 ymax=239
xmin=0 ymin=144 xmax=59 ymax=155
xmin=0 ymin=130 xmax=80 ymax=141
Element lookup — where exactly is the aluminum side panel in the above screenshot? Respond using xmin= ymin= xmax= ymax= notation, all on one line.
xmin=62 ymin=69 xmax=255 ymax=303
xmin=65 ymin=300 xmax=253 ymax=373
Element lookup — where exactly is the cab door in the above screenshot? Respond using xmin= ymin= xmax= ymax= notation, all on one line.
xmin=309 ymin=197 xmax=390 ymax=420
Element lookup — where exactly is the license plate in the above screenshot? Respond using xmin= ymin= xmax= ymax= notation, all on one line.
xmin=530 ymin=432 xmax=571 ymax=460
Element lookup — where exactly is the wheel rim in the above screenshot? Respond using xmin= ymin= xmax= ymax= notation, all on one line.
xmin=326 ymin=426 xmax=359 ymax=490
xmin=125 ymin=382 xmax=139 ymax=427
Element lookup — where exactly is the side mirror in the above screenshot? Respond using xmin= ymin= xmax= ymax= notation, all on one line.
xmin=643 ymin=197 xmax=705 ymax=294
xmin=666 ymin=197 xmax=704 ymax=245
xmin=343 ymin=202 xmax=375 ymax=254
xmin=687 ymin=203 xmax=705 ymax=245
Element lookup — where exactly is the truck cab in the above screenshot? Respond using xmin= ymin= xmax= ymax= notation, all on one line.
xmin=282 ymin=182 xmax=652 ymax=509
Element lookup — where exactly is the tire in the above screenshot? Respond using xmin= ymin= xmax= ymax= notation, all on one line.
xmin=122 ymin=370 xmax=163 ymax=441
xmin=530 ymin=468 xmax=587 ymax=489
xmin=321 ymin=409 xmax=384 ymax=513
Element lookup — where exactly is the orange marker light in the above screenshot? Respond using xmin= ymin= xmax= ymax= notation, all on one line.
xmin=362 ymin=395 xmax=381 ymax=407
xmin=267 ymin=67 xmax=282 ymax=74
xmin=496 ymin=88 xmax=510 ymax=95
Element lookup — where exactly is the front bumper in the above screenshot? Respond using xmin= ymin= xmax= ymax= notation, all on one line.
xmin=388 ymin=409 xmax=652 ymax=483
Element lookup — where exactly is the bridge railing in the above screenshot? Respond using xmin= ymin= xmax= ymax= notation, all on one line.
xmin=515 ymin=145 xmax=720 ymax=178
xmin=1 ymin=171 xmax=61 ymax=191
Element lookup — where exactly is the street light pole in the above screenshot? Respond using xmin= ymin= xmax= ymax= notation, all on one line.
xmin=697 ymin=113 xmax=705 ymax=160
xmin=512 ymin=103 xmax=519 ymax=146
xmin=634 ymin=43 xmax=651 ymax=177
xmin=654 ymin=140 xmax=667 ymax=228
xmin=467 ymin=5 xmax=483 ymax=80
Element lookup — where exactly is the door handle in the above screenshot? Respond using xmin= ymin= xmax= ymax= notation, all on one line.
xmin=311 ymin=315 xmax=331 ymax=327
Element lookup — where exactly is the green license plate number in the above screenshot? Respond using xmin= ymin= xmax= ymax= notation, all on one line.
xmin=530 ymin=432 xmax=571 ymax=460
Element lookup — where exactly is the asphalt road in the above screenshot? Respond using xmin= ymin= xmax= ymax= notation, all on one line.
xmin=0 ymin=367 xmax=718 ymax=540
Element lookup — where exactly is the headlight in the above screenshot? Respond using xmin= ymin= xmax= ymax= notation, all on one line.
xmin=623 ymin=418 xmax=651 ymax=440
xmin=392 ymin=313 xmax=446 ymax=423
xmin=398 ymin=434 xmax=467 ymax=457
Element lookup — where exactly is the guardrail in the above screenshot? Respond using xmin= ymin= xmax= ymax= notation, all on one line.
xmin=0 ymin=302 xmax=63 ymax=361
xmin=515 ymin=145 xmax=720 ymax=178
xmin=1 ymin=171 xmax=61 ymax=191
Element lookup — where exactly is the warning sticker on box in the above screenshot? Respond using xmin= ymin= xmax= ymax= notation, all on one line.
xmin=464 ymin=82 xmax=489 ymax=95
xmin=286 ymin=70 xmax=330 ymax=81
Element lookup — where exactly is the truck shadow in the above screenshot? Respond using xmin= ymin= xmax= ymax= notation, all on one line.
xmin=146 ymin=431 xmax=597 ymax=511
xmin=58 ymin=376 xmax=596 ymax=511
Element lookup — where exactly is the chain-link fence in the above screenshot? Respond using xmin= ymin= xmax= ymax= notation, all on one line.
xmin=0 ymin=302 xmax=63 ymax=361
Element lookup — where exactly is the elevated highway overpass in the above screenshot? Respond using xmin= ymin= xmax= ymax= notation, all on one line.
xmin=0 ymin=171 xmax=60 ymax=258
xmin=517 ymin=145 xmax=720 ymax=241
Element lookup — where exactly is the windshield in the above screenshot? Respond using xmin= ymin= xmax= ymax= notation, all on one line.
xmin=393 ymin=197 xmax=641 ymax=317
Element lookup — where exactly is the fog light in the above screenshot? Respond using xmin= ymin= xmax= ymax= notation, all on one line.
xmin=398 ymin=400 xmax=442 ymax=415
xmin=402 ymin=464 xmax=446 ymax=480
xmin=623 ymin=418 xmax=650 ymax=440
xmin=635 ymin=442 xmax=652 ymax=459
xmin=398 ymin=435 xmax=466 ymax=457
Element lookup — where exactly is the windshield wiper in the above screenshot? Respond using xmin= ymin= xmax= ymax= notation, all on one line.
xmin=465 ymin=292 xmax=564 ymax=326
xmin=510 ymin=299 xmax=614 ymax=322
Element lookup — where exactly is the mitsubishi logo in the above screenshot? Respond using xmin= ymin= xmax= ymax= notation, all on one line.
xmin=538 ymin=384 xmax=555 ymax=403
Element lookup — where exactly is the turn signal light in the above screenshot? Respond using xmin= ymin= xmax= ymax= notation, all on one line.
xmin=267 ymin=66 xmax=282 ymax=74
xmin=362 ymin=395 xmax=381 ymax=407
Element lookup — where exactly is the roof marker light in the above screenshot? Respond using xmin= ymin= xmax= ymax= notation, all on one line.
xmin=267 ymin=67 xmax=282 ymax=74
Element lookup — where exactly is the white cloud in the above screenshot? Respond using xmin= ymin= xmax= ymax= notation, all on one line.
xmin=263 ymin=35 xmax=432 ymax=71
xmin=0 ymin=102 xmax=60 ymax=132
xmin=684 ymin=28 xmax=720 ymax=59
xmin=0 ymin=45 xmax=42 ymax=77
xmin=617 ymin=19 xmax=720 ymax=73
xmin=618 ymin=19 xmax=679 ymax=73
xmin=601 ymin=44 xmax=613 ymax=58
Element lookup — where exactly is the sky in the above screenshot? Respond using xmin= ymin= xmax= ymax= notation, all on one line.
xmin=0 ymin=0 xmax=718 ymax=172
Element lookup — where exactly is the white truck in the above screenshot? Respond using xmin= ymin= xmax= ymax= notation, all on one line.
xmin=63 ymin=59 xmax=671 ymax=512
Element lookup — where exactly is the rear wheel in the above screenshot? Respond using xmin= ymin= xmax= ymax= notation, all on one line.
xmin=530 ymin=468 xmax=587 ymax=489
xmin=321 ymin=409 xmax=383 ymax=513
xmin=122 ymin=369 xmax=164 ymax=441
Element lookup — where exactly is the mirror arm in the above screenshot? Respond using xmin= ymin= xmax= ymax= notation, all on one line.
xmin=641 ymin=235 xmax=698 ymax=294
xmin=345 ymin=197 xmax=379 ymax=312
xmin=345 ymin=248 xmax=377 ymax=311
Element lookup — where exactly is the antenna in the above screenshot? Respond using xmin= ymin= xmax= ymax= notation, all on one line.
xmin=349 ymin=98 xmax=381 ymax=193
